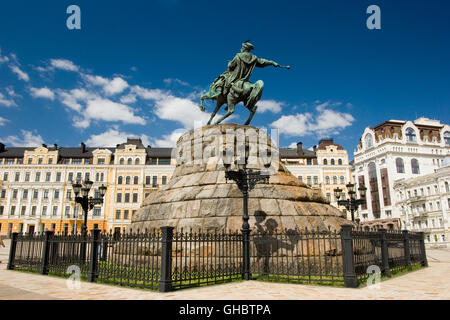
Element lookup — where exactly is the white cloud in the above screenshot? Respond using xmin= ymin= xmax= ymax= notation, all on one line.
xmin=120 ymin=94 xmax=137 ymax=104
xmin=288 ymin=142 xmax=297 ymax=148
xmin=30 ymin=87 xmax=55 ymax=100
xmin=152 ymin=129 xmax=185 ymax=147
xmin=9 ymin=65 xmax=29 ymax=81
xmin=0 ymin=49 xmax=9 ymax=63
xmin=86 ymin=129 xmax=150 ymax=147
xmin=164 ymin=78 xmax=189 ymax=87
xmin=153 ymin=96 xmax=211 ymax=128
xmin=0 ymin=117 xmax=9 ymax=126
xmin=2 ymin=130 xmax=44 ymax=147
xmin=257 ymin=100 xmax=283 ymax=113
xmin=50 ymin=59 xmax=79 ymax=72
xmin=83 ymin=74 xmax=129 ymax=95
xmin=57 ymin=88 xmax=98 ymax=112
xmin=131 ymin=85 xmax=166 ymax=100
xmin=0 ymin=93 xmax=16 ymax=107
xmin=83 ymin=98 xmax=146 ymax=126
xmin=271 ymin=102 xmax=355 ymax=137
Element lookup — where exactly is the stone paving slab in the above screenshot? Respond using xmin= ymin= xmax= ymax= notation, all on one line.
xmin=0 ymin=239 xmax=448 ymax=300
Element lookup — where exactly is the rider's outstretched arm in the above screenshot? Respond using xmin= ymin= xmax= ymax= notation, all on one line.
xmin=256 ymin=58 xmax=280 ymax=68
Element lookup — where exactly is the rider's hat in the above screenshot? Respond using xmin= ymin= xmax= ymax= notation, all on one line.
xmin=242 ymin=40 xmax=254 ymax=51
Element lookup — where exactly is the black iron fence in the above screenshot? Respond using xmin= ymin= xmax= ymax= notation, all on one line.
xmin=7 ymin=224 xmax=427 ymax=291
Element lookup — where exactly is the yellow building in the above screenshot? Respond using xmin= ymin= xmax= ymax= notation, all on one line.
xmin=0 ymin=139 xmax=175 ymax=236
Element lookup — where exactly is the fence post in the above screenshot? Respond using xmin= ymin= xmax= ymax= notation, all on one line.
xmin=402 ymin=230 xmax=412 ymax=269
xmin=7 ymin=233 xmax=19 ymax=270
xmin=159 ymin=226 xmax=174 ymax=292
xmin=379 ymin=229 xmax=391 ymax=278
xmin=101 ymin=237 xmax=108 ymax=261
xmin=88 ymin=229 xmax=101 ymax=282
xmin=40 ymin=231 xmax=54 ymax=275
xmin=340 ymin=224 xmax=358 ymax=288
xmin=418 ymin=232 xmax=428 ymax=267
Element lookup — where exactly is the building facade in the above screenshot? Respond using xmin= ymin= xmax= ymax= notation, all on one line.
xmin=352 ymin=117 xmax=450 ymax=229
xmin=281 ymin=139 xmax=353 ymax=218
xmin=393 ymin=166 xmax=450 ymax=248
xmin=0 ymin=139 xmax=175 ymax=236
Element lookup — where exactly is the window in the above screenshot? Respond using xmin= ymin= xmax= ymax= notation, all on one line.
xmin=73 ymin=206 xmax=79 ymax=218
xmin=68 ymin=172 xmax=74 ymax=182
xmin=338 ymin=159 xmax=343 ymax=165
xmin=396 ymin=158 xmax=405 ymax=173
xmin=33 ymin=189 xmax=39 ymax=199
xmin=119 ymin=158 xmax=124 ymax=165
xmin=326 ymin=193 xmax=331 ymax=202
xmin=43 ymin=190 xmax=49 ymax=199
xmin=116 ymin=210 xmax=121 ymax=220
xmin=144 ymin=193 xmax=150 ymax=199
xmin=365 ymin=133 xmax=373 ymax=148
xmin=313 ymin=176 xmax=318 ymax=185
xmin=64 ymin=159 xmax=70 ymax=164
xmin=307 ymin=158 xmax=312 ymax=165
xmin=28 ymin=158 xmax=32 ymax=164
xmin=38 ymin=158 xmax=43 ymax=164
xmin=23 ymin=189 xmax=28 ymax=199
xmin=85 ymin=159 xmax=91 ymax=164
xmin=76 ymin=172 xmax=82 ymax=181
xmin=126 ymin=176 xmax=131 ymax=185
xmin=12 ymin=189 xmax=18 ymax=199
xmin=406 ymin=128 xmax=416 ymax=142
xmin=331 ymin=159 xmax=335 ymax=165
xmin=133 ymin=193 xmax=138 ymax=203
xmin=124 ymin=193 xmax=130 ymax=203
xmin=56 ymin=172 xmax=61 ymax=182
xmin=53 ymin=206 xmax=58 ymax=216
xmin=323 ymin=159 xmax=328 ymax=165
xmin=85 ymin=172 xmax=90 ymax=181
xmin=42 ymin=206 xmax=47 ymax=216
xmin=48 ymin=158 xmax=53 ymax=164
xmin=369 ymin=162 xmax=381 ymax=219
xmin=25 ymin=172 xmax=30 ymax=182
xmin=116 ymin=193 xmax=122 ymax=203
xmin=124 ymin=210 xmax=129 ymax=220
xmin=411 ymin=159 xmax=420 ymax=174
xmin=21 ymin=206 xmax=26 ymax=216
xmin=0 ymin=190 xmax=5 ymax=198
xmin=10 ymin=206 xmax=16 ymax=215
xmin=100 ymin=173 xmax=104 ymax=181
xmin=94 ymin=190 xmax=100 ymax=199
xmin=333 ymin=176 xmax=338 ymax=184
xmin=46 ymin=172 xmax=51 ymax=182
xmin=162 ymin=176 xmax=167 ymax=185
xmin=2 ymin=172 xmax=8 ymax=181
xmin=118 ymin=176 xmax=123 ymax=184
xmin=127 ymin=158 xmax=132 ymax=165
xmin=151 ymin=158 xmax=157 ymax=165
xmin=54 ymin=190 xmax=59 ymax=199
xmin=340 ymin=176 xmax=345 ymax=185
xmin=72 ymin=159 xmax=82 ymax=165
xmin=325 ymin=176 xmax=330 ymax=185
xmin=0 ymin=206 xmax=3 ymax=215
xmin=135 ymin=158 xmax=140 ymax=165
xmin=445 ymin=182 xmax=449 ymax=193
xmin=444 ymin=131 xmax=450 ymax=146
xmin=15 ymin=172 xmax=20 ymax=181
xmin=93 ymin=208 xmax=101 ymax=216
xmin=307 ymin=176 xmax=312 ymax=185
xmin=31 ymin=206 xmax=36 ymax=216
xmin=134 ymin=176 xmax=139 ymax=184
xmin=159 ymin=159 xmax=171 ymax=165
xmin=146 ymin=176 xmax=151 ymax=185
xmin=152 ymin=176 xmax=157 ymax=187
xmin=65 ymin=206 xmax=71 ymax=217
xmin=35 ymin=172 xmax=41 ymax=182
xmin=66 ymin=190 xmax=72 ymax=200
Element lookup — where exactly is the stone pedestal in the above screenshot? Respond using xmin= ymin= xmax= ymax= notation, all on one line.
xmin=130 ymin=124 xmax=350 ymax=233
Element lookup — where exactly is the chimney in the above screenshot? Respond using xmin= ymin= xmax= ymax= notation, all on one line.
xmin=54 ymin=143 xmax=58 ymax=150
xmin=42 ymin=143 xmax=47 ymax=148
xmin=296 ymin=142 xmax=303 ymax=155
xmin=80 ymin=142 xmax=86 ymax=153
xmin=313 ymin=145 xmax=317 ymax=152
xmin=0 ymin=143 xmax=5 ymax=153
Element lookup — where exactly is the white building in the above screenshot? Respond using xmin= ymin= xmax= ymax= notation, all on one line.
xmin=352 ymin=117 xmax=450 ymax=229
xmin=394 ymin=166 xmax=450 ymax=248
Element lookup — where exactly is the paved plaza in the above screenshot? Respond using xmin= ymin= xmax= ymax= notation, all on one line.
xmin=0 ymin=239 xmax=448 ymax=300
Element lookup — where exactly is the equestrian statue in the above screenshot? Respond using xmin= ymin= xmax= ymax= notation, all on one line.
xmin=199 ymin=41 xmax=290 ymax=125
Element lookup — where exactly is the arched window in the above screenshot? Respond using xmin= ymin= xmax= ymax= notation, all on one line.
xmin=118 ymin=176 xmax=123 ymax=184
xmin=127 ymin=158 xmax=132 ymax=165
xmin=369 ymin=162 xmax=381 ymax=218
xmin=323 ymin=159 xmax=328 ymax=165
xmin=125 ymin=176 xmax=131 ymax=185
xmin=411 ymin=159 xmax=420 ymax=174
xmin=133 ymin=176 xmax=139 ymax=184
xmin=325 ymin=176 xmax=330 ymax=184
xmin=338 ymin=159 xmax=342 ymax=165
xmin=331 ymin=159 xmax=335 ymax=165
xmin=445 ymin=181 xmax=449 ymax=193
xmin=333 ymin=176 xmax=337 ymax=184
xmin=444 ymin=131 xmax=450 ymax=146
xmin=406 ymin=128 xmax=416 ymax=142
xmin=135 ymin=158 xmax=140 ymax=165
xmin=119 ymin=158 xmax=124 ymax=165
xmin=365 ymin=133 xmax=373 ymax=148
xmin=340 ymin=176 xmax=345 ymax=184
xmin=396 ymin=158 xmax=405 ymax=173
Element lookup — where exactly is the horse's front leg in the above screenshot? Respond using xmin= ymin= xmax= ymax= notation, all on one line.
xmin=207 ymin=100 xmax=224 ymax=125
xmin=244 ymin=104 xmax=258 ymax=125
xmin=214 ymin=103 xmax=235 ymax=125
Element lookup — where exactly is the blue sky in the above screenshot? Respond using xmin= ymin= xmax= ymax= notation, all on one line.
xmin=0 ymin=0 xmax=449 ymax=158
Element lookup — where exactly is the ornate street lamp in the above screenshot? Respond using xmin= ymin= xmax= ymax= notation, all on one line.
xmin=334 ymin=183 xmax=367 ymax=223
xmin=72 ymin=180 xmax=107 ymax=236
xmin=222 ymin=145 xmax=271 ymax=280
